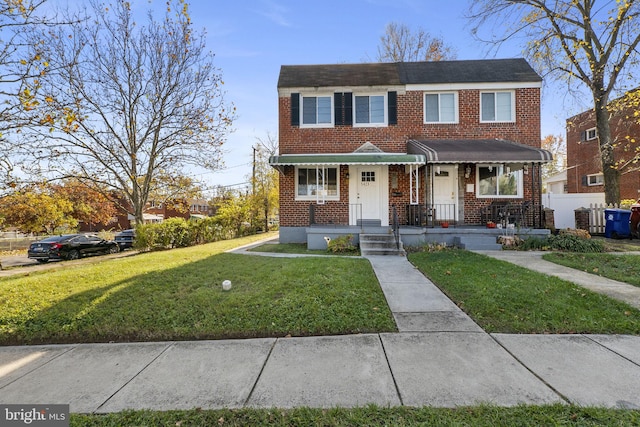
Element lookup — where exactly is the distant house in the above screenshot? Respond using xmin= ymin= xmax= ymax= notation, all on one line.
xmin=543 ymin=169 xmax=567 ymax=194
xmin=566 ymin=91 xmax=640 ymax=199
xmin=271 ymin=59 xmax=552 ymax=245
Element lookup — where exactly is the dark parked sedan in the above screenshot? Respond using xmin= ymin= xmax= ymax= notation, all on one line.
xmin=27 ymin=234 xmax=119 ymax=263
xmin=114 ymin=229 xmax=136 ymax=250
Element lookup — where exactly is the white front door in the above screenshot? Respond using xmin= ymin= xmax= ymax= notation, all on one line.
xmin=349 ymin=165 xmax=389 ymax=226
xmin=432 ymin=165 xmax=457 ymax=222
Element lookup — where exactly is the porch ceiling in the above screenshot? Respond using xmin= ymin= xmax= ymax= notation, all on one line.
xmin=407 ymin=139 xmax=553 ymax=163
xmin=269 ymin=153 xmax=426 ymax=166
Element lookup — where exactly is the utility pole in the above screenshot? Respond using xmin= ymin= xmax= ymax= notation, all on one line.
xmin=252 ymin=146 xmax=256 ymax=196
xmin=252 ymin=146 xmax=257 ymax=231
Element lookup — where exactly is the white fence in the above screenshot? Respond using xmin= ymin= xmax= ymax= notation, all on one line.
xmin=542 ymin=192 xmax=606 ymax=230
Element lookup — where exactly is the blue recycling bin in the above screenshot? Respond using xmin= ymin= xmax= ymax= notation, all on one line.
xmin=604 ymin=208 xmax=631 ymax=238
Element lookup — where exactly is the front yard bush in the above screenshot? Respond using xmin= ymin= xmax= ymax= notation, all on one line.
xmin=135 ymin=217 xmax=235 ymax=251
xmin=327 ymin=234 xmax=357 ymax=253
xmin=517 ymin=233 xmax=605 ymax=253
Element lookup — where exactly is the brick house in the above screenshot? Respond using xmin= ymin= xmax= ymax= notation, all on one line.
xmin=271 ymin=59 xmax=552 ymax=247
xmin=566 ymin=97 xmax=640 ymax=199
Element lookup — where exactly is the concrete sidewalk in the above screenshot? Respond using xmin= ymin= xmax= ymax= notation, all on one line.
xmin=1 ymin=250 xmax=640 ymax=412
xmin=2 ymin=333 xmax=640 ymax=412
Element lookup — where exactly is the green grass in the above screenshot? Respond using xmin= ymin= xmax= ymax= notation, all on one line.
xmin=544 ymin=252 xmax=640 ymax=287
xmin=0 ymin=234 xmax=395 ymax=345
xmin=408 ymin=249 xmax=640 ymax=334
xmin=249 ymin=242 xmax=360 ymax=256
xmin=70 ymin=405 xmax=640 ymax=426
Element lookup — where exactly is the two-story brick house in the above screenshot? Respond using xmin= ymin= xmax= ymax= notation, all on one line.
xmin=271 ymin=59 xmax=552 ymax=246
xmin=566 ymin=92 xmax=640 ymax=199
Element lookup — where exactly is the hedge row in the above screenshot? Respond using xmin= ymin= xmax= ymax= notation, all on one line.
xmin=134 ymin=217 xmax=248 ymax=251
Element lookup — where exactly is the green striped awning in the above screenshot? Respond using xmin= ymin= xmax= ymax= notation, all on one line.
xmin=269 ymin=153 xmax=425 ymax=166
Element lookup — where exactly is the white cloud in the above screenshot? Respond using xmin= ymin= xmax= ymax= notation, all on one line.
xmin=255 ymin=0 xmax=292 ymax=28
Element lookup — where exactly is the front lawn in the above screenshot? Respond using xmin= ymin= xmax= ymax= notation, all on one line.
xmin=250 ymin=242 xmax=361 ymax=256
xmin=71 ymin=404 xmax=640 ymax=426
xmin=0 ymin=234 xmax=395 ymax=345
xmin=543 ymin=252 xmax=640 ymax=287
xmin=408 ymin=249 xmax=640 ymax=334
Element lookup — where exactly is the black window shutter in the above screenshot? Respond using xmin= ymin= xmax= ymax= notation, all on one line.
xmin=334 ymin=93 xmax=343 ymax=125
xmin=344 ymin=92 xmax=352 ymax=126
xmin=581 ymin=175 xmax=588 ymax=186
xmin=388 ymin=91 xmax=397 ymax=125
xmin=580 ymin=131 xmax=586 ymax=141
xmin=291 ymin=93 xmax=300 ymax=126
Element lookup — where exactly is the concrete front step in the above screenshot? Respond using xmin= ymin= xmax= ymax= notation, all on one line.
xmin=360 ymin=233 xmax=406 ymax=256
xmin=454 ymin=235 xmax=503 ymax=251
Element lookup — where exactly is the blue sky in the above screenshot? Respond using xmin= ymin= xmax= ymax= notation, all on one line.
xmin=169 ymin=1 xmax=579 ymax=192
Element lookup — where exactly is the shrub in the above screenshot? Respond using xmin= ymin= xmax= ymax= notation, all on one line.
xmin=546 ymin=234 xmax=604 ymax=252
xmin=406 ymin=242 xmax=450 ymax=253
xmin=518 ymin=234 xmax=604 ymax=253
xmin=559 ymin=228 xmax=591 ymax=239
xmin=133 ymin=217 xmax=242 ymax=252
xmin=133 ymin=223 xmax=159 ymax=251
xmin=620 ymin=199 xmax=638 ymax=209
xmin=517 ymin=236 xmax=547 ymax=251
xmin=326 ymin=234 xmax=357 ymax=253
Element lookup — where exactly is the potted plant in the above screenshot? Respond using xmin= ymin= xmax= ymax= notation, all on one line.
xmin=486 ymin=221 xmax=496 ymax=228
xmin=441 ymin=222 xmax=449 ymax=228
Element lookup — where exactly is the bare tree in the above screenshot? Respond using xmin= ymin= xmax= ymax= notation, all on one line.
xmin=28 ymin=0 xmax=234 ymax=224
xmin=0 ymin=0 xmax=79 ymax=191
xmin=468 ymin=0 xmax=640 ymax=204
xmin=377 ymin=22 xmax=457 ymax=62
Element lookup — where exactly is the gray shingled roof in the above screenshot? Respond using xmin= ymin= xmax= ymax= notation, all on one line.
xmin=278 ymin=58 xmax=541 ymax=88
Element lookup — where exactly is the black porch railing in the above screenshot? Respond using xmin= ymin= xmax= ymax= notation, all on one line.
xmin=481 ymin=201 xmax=543 ymax=228
xmin=406 ymin=202 xmax=544 ymax=228
xmin=391 ymin=205 xmax=400 ymax=250
xmin=407 ymin=204 xmax=457 ymax=227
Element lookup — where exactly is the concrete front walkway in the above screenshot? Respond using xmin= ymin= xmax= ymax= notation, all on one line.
xmin=365 ymin=255 xmax=481 ymax=332
xmin=2 ymin=246 xmax=640 ymax=412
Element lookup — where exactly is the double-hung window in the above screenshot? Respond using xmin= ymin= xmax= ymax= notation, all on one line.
xmin=354 ymin=94 xmax=386 ymax=126
xmin=587 ymin=173 xmax=604 ymax=186
xmin=296 ymin=167 xmax=339 ymax=201
xmin=477 ymin=164 xmax=522 ymax=198
xmin=480 ymin=91 xmax=514 ymax=122
xmin=301 ymin=95 xmax=333 ymax=127
xmin=424 ymin=92 xmax=457 ymax=123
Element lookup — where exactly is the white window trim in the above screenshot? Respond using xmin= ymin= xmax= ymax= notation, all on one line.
xmin=475 ymin=164 xmax=523 ymax=198
xmin=479 ymin=90 xmax=516 ymax=123
xmin=295 ymin=166 xmax=340 ymax=201
xmin=353 ymin=92 xmax=388 ymax=128
xmin=587 ymin=173 xmax=604 ymax=186
xmin=585 ymin=127 xmax=597 ymax=141
xmin=423 ymin=92 xmax=459 ymax=124
xmin=300 ymin=94 xmax=334 ymax=128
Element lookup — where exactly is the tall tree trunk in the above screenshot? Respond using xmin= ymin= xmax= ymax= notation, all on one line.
xmin=594 ymin=93 xmax=620 ymax=204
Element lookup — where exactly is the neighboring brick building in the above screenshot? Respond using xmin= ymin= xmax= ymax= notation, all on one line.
xmin=566 ymin=96 xmax=640 ymax=199
xmin=271 ymin=59 xmax=552 ymax=243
